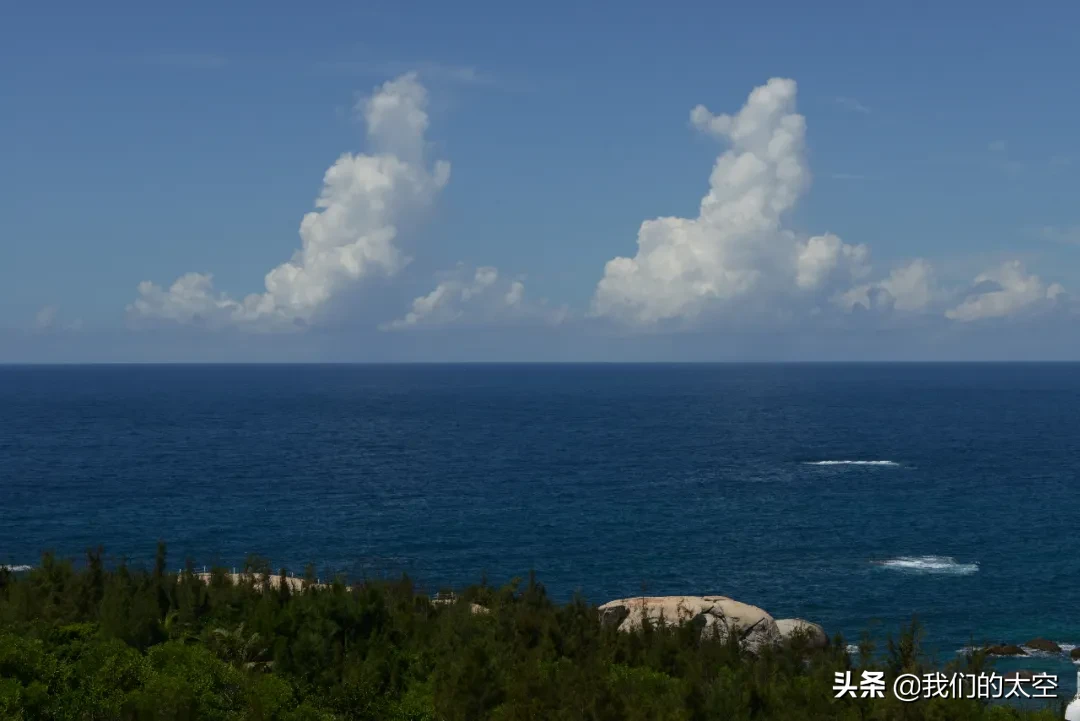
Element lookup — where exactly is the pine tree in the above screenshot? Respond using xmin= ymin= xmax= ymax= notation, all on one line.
xmin=278 ymin=568 xmax=292 ymax=604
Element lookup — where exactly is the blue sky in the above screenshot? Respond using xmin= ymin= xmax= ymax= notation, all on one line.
xmin=4 ymin=1 xmax=1080 ymax=360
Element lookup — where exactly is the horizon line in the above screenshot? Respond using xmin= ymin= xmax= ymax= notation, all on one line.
xmin=4 ymin=360 xmax=1080 ymax=367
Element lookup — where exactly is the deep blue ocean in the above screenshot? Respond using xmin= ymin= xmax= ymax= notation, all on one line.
xmin=2 ymin=364 xmax=1079 ymax=689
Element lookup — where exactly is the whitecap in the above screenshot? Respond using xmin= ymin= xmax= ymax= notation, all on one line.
xmin=873 ymin=556 xmax=979 ymax=575
xmin=0 ymin=564 xmax=32 ymax=572
xmin=804 ymin=460 xmax=899 ymax=466
xmin=845 ymin=644 xmax=860 ymax=655
xmin=1045 ymin=642 xmax=1080 ymax=664
xmin=1021 ymin=642 xmax=1077 ymax=658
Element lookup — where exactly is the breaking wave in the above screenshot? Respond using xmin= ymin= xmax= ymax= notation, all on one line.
xmin=874 ymin=556 xmax=979 ymax=575
xmin=804 ymin=460 xmax=900 ymax=466
xmin=0 ymin=564 xmax=32 ymax=572
xmin=1022 ymin=642 xmax=1076 ymax=658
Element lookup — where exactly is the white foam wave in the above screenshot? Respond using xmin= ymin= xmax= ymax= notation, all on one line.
xmin=845 ymin=644 xmax=860 ymax=655
xmin=804 ymin=460 xmax=899 ymax=466
xmin=0 ymin=564 xmax=32 ymax=572
xmin=874 ymin=556 xmax=979 ymax=575
xmin=1020 ymin=642 xmax=1078 ymax=658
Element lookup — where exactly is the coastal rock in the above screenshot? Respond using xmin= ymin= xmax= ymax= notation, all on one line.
xmin=194 ymin=572 xmax=323 ymax=592
xmin=597 ymin=596 xmax=780 ymax=652
xmin=599 ymin=603 xmax=630 ymax=629
xmin=432 ymin=600 xmax=490 ymax=615
xmin=775 ymin=618 xmax=828 ymax=649
xmin=1024 ymin=638 xmax=1061 ymax=654
xmin=430 ymin=594 xmax=490 ymax=615
xmin=1070 ymin=647 xmax=1080 ymax=661
xmin=983 ymin=644 xmax=1027 ymax=657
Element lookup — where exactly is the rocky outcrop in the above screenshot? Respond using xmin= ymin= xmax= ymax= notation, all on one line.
xmin=1024 ymin=638 xmax=1061 ymax=653
xmin=983 ymin=644 xmax=1027 ymax=656
xmin=597 ymin=596 xmax=781 ymax=652
xmin=431 ymin=598 xmax=490 ymax=615
xmin=431 ymin=592 xmax=490 ymax=615
xmin=1071 ymin=647 xmax=1080 ymax=661
xmin=194 ymin=572 xmax=325 ymax=592
xmin=775 ymin=618 xmax=828 ymax=649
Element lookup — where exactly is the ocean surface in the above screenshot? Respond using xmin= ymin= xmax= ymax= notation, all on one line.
xmin=2 ymin=363 xmax=1079 ymax=689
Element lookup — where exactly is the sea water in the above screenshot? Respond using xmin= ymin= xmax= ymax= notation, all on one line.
xmin=2 ymin=363 xmax=1078 ymax=691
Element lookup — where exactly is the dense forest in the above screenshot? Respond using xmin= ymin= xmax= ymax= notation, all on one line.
xmin=0 ymin=544 xmax=1064 ymax=720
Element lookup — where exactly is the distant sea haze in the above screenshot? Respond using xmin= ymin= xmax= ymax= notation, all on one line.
xmin=2 ymin=363 xmax=1079 ymax=688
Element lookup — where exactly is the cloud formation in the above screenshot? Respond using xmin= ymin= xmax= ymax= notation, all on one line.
xmin=589 ymin=79 xmax=1074 ymax=329
xmin=129 ymin=73 xmax=449 ymax=331
xmin=945 ymin=261 xmax=1065 ymax=322
xmin=837 ymin=259 xmax=936 ymax=313
xmin=835 ymin=96 xmax=871 ymax=114
xmin=795 ymin=234 xmax=870 ymax=291
xmin=126 ymin=72 xmax=1070 ymax=342
xmin=593 ymin=78 xmax=871 ymax=325
xmin=385 ymin=264 xmax=566 ymax=329
xmin=34 ymin=305 xmax=58 ymax=331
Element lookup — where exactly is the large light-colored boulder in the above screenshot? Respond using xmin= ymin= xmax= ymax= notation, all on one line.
xmin=194 ymin=572 xmax=325 ymax=592
xmin=431 ymin=592 xmax=490 ymax=615
xmin=775 ymin=618 xmax=828 ymax=648
xmin=597 ymin=595 xmax=780 ymax=652
xmin=431 ymin=598 xmax=490 ymax=615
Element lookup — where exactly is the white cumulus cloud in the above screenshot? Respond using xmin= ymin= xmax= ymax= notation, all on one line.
xmin=384 ymin=264 xmax=566 ymax=329
xmin=34 ymin=305 xmax=58 ymax=330
xmin=592 ymin=78 xmax=869 ymax=325
xmin=837 ymin=259 xmax=937 ymax=313
xmin=795 ymin=234 xmax=870 ymax=291
xmin=945 ymin=261 xmax=1065 ymax=322
xmin=129 ymin=73 xmax=449 ymax=331
xmin=32 ymin=304 xmax=82 ymax=332
xmin=835 ymin=96 xmax=871 ymax=114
